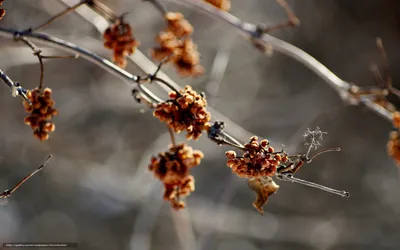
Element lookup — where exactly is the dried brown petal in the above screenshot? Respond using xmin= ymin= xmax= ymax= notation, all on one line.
xmin=248 ymin=177 xmax=279 ymax=215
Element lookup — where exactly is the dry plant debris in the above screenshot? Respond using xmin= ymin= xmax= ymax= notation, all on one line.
xmin=226 ymin=136 xmax=288 ymax=178
xmin=0 ymin=0 xmax=5 ymax=20
xmin=22 ymin=88 xmax=57 ymax=141
xmin=148 ymin=143 xmax=203 ymax=209
xmin=388 ymin=130 xmax=400 ymax=166
xmin=248 ymin=177 xmax=279 ymax=215
xmin=151 ymin=12 xmax=204 ymax=77
xmin=204 ymin=0 xmax=231 ymax=11
xmin=392 ymin=111 xmax=400 ymax=129
xmin=103 ymin=19 xmax=140 ymax=68
xmin=153 ymin=85 xmax=211 ymax=140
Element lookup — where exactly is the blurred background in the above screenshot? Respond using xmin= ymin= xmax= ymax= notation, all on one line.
xmin=1 ymin=0 xmax=400 ymax=249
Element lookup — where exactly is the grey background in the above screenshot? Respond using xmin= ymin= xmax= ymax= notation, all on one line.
xmin=1 ymin=0 xmax=400 ymax=250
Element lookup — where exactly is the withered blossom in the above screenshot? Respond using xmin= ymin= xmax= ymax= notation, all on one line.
xmin=23 ymin=88 xmax=58 ymax=141
xmin=153 ymin=85 xmax=211 ymax=140
xmin=149 ymin=143 xmax=203 ymax=209
xmin=225 ymin=136 xmax=288 ymax=179
xmin=103 ymin=19 xmax=140 ymax=68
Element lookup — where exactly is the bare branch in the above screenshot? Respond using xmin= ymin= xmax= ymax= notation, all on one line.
xmin=0 ymin=155 xmax=52 ymax=199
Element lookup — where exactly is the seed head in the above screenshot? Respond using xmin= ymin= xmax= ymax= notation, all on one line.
xmin=225 ymin=136 xmax=288 ymax=178
xmin=392 ymin=112 xmax=400 ymax=129
xmin=387 ymin=131 xmax=400 ymax=166
xmin=22 ymin=88 xmax=58 ymax=141
xmin=165 ymin=12 xmax=193 ymax=38
xmin=103 ymin=20 xmax=140 ymax=68
xmin=149 ymin=143 xmax=203 ymax=209
xmin=151 ymin=12 xmax=204 ymax=77
xmin=153 ymin=86 xmax=211 ymax=140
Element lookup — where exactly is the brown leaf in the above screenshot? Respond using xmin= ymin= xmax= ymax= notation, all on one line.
xmin=248 ymin=177 xmax=279 ymax=215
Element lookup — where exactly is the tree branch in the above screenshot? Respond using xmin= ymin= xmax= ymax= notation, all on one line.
xmin=159 ymin=0 xmax=394 ymax=122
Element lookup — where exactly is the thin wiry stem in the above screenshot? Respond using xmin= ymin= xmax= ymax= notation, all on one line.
xmin=167 ymin=126 xmax=177 ymax=147
xmin=15 ymin=36 xmax=78 ymax=90
xmin=28 ymin=0 xmax=88 ymax=32
xmin=278 ymin=173 xmax=350 ymax=198
xmin=0 ymin=155 xmax=52 ymax=199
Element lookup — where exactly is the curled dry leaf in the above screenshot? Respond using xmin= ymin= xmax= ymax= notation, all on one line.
xmin=204 ymin=0 xmax=231 ymax=11
xmin=22 ymin=88 xmax=58 ymax=141
xmin=153 ymin=85 xmax=211 ymax=140
xmin=387 ymin=131 xmax=400 ymax=166
xmin=148 ymin=143 xmax=203 ymax=209
xmin=103 ymin=19 xmax=140 ymax=68
xmin=248 ymin=177 xmax=279 ymax=215
xmin=225 ymin=136 xmax=288 ymax=178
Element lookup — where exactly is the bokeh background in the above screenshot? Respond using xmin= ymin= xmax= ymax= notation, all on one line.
xmin=1 ymin=0 xmax=400 ymax=249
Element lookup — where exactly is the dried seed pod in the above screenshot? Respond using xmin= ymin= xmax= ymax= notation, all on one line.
xmin=23 ymin=88 xmax=58 ymax=141
xmin=387 ymin=131 xmax=400 ymax=166
xmin=226 ymin=136 xmax=287 ymax=178
xmin=204 ymin=0 xmax=231 ymax=11
xmin=248 ymin=177 xmax=279 ymax=215
xmin=103 ymin=20 xmax=139 ymax=68
xmin=149 ymin=143 xmax=203 ymax=209
xmin=153 ymin=85 xmax=211 ymax=140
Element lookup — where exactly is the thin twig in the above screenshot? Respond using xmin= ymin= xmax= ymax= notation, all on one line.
xmin=0 ymin=155 xmax=52 ymax=199
xmin=167 ymin=126 xmax=177 ymax=147
xmin=0 ymin=68 xmax=31 ymax=104
xmin=29 ymin=1 xmax=88 ymax=32
xmin=278 ymin=173 xmax=350 ymax=198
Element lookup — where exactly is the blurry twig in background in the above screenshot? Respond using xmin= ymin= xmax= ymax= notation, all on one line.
xmin=162 ymin=0 xmax=396 ymax=121
xmin=0 ymin=155 xmax=52 ymax=199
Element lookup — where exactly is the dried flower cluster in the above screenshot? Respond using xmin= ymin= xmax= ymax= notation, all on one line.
xmin=22 ymin=88 xmax=58 ymax=141
xmin=153 ymin=85 xmax=211 ymax=140
xmin=226 ymin=136 xmax=289 ymax=178
xmin=103 ymin=20 xmax=140 ymax=68
xmin=204 ymin=0 xmax=231 ymax=11
xmin=148 ymin=143 xmax=203 ymax=209
xmin=151 ymin=12 xmax=204 ymax=77
xmin=248 ymin=177 xmax=279 ymax=215
xmin=387 ymin=131 xmax=400 ymax=166
xmin=392 ymin=111 xmax=400 ymax=129
xmin=0 ymin=0 xmax=5 ymax=20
